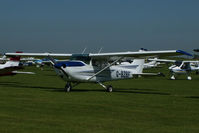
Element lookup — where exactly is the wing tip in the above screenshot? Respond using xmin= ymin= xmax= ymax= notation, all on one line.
xmin=176 ymin=50 xmax=192 ymax=56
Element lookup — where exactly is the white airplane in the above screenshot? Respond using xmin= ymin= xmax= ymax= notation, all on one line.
xmin=0 ymin=55 xmax=35 ymax=76
xmin=148 ymin=58 xmax=199 ymax=80
xmin=138 ymin=48 xmax=162 ymax=69
xmin=143 ymin=58 xmax=163 ymax=69
xmin=5 ymin=50 xmax=191 ymax=92
xmin=118 ymin=58 xmax=161 ymax=69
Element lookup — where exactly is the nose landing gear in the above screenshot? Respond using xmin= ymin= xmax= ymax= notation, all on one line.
xmin=65 ymin=82 xmax=72 ymax=92
xmin=64 ymin=82 xmax=79 ymax=92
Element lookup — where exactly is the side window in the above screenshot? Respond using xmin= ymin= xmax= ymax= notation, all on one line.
xmin=92 ymin=60 xmax=109 ymax=68
xmin=92 ymin=60 xmax=100 ymax=67
xmin=181 ymin=63 xmax=190 ymax=69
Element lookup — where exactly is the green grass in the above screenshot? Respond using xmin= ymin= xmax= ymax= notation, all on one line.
xmin=0 ymin=66 xmax=199 ymax=133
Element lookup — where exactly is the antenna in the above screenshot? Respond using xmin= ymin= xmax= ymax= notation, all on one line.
xmin=82 ymin=47 xmax=87 ymax=54
xmin=98 ymin=47 xmax=103 ymax=54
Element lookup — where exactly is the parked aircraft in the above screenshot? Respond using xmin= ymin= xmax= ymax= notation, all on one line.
xmin=33 ymin=58 xmax=68 ymax=68
xmin=148 ymin=58 xmax=199 ymax=80
xmin=6 ymin=50 xmax=191 ymax=92
xmin=0 ymin=55 xmax=35 ymax=76
xmin=138 ymin=48 xmax=163 ymax=69
xmin=144 ymin=58 xmax=164 ymax=69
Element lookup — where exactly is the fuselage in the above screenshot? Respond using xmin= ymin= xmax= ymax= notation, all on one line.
xmin=0 ymin=60 xmax=22 ymax=76
xmin=53 ymin=60 xmax=143 ymax=83
xmin=169 ymin=64 xmax=198 ymax=74
xmin=169 ymin=65 xmax=187 ymax=74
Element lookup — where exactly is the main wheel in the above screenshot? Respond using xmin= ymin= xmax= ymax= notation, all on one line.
xmin=170 ymin=75 xmax=175 ymax=80
xmin=106 ymin=85 xmax=113 ymax=92
xmin=187 ymin=76 xmax=192 ymax=80
xmin=65 ymin=83 xmax=72 ymax=92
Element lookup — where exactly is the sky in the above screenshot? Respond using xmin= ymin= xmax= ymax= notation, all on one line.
xmin=0 ymin=0 xmax=199 ymax=54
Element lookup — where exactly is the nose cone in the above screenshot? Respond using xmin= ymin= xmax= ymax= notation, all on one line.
xmin=54 ymin=63 xmax=63 ymax=69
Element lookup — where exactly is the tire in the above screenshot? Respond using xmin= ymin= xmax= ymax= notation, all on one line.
xmin=106 ymin=85 xmax=113 ymax=92
xmin=170 ymin=75 xmax=175 ymax=80
xmin=65 ymin=83 xmax=72 ymax=92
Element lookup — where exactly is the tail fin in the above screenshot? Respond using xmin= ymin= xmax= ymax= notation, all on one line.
xmin=9 ymin=56 xmax=21 ymax=61
xmin=9 ymin=51 xmax=22 ymax=61
xmin=131 ymin=59 xmax=145 ymax=73
xmin=4 ymin=51 xmax=22 ymax=67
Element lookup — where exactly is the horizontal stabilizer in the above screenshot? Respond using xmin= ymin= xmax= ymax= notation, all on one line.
xmin=133 ymin=72 xmax=165 ymax=77
xmin=12 ymin=71 xmax=35 ymax=74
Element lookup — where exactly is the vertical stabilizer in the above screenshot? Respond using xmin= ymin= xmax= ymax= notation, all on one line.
xmin=131 ymin=59 xmax=145 ymax=73
xmin=4 ymin=52 xmax=22 ymax=67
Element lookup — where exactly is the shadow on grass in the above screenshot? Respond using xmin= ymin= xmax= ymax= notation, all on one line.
xmin=185 ymin=96 xmax=199 ymax=99
xmin=0 ymin=83 xmax=63 ymax=90
xmin=0 ymin=81 xmax=22 ymax=87
xmin=44 ymin=75 xmax=57 ymax=77
xmin=0 ymin=83 xmax=170 ymax=95
xmin=113 ymin=88 xmax=170 ymax=95
xmin=0 ymin=81 xmax=20 ymax=84
xmin=46 ymin=88 xmax=170 ymax=95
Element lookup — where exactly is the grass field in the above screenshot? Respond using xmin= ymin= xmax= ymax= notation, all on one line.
xmin=0 ymin=66 xmax=199 ymax=133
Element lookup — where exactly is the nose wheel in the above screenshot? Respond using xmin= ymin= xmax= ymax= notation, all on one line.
xmin=186 ymin=71 xmax=192 ymax=80
xmin=65 ymin=83 xmax=72 ymax=92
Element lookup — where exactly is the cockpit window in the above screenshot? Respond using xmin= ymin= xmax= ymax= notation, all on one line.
xmin=181 ymin=62 xmax=191 ymax=69
xmin=71 ymin=54 xmax=91 ymax=64
xmin=175 ymin=61 xmax=182 ymax=67
xmin=92 ymin=59 xmax=108 ymax=68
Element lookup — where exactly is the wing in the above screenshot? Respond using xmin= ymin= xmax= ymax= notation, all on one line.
xmin=5 ymin=53 xmax=72 ymax=59
xmin=148 ymin=58 xmax=176 ymax=63
xmin=133 ymin=72 xmax=165 ymax=76
xmin=183 ymin=61 xmax=199 ymax=63
xmin=148 ymin=59 xmax=199 ymax=63
xmin=89 ymin=50 xmax=192 ymax=60
xmin=5 ymin=50 xmax=192 ymax=60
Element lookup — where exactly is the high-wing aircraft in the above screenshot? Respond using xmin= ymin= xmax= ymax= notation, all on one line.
xmin=119 ymin=58 xmax=162 ymax=69
xmin=0 ymin=55 xmax=35 ymax=76
xmin=143 ymin=58 xmax=164 ymax=69
xmin=138 ymin=48 xmax=163 ymax=69
xmin=6 ymin=50 xmax=191 ymax=92
xmin=148 ymin=58 xmax=199 ymax=80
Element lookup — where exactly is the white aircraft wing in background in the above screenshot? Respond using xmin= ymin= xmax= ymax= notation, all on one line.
xmin=148 ymin=58 xmax=176 ymax=63
xmin=12 ymin=71 xmax=35 ymax=74
xmin=148 ymin=58 xmax=199 ymax=63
